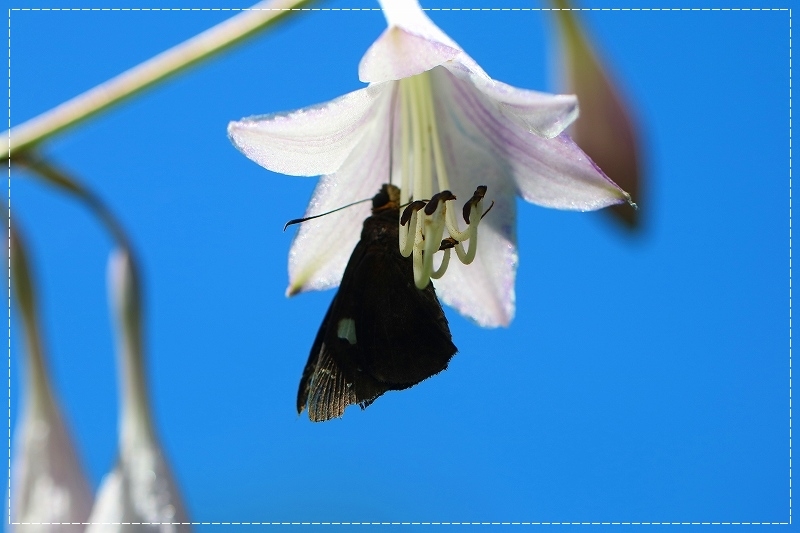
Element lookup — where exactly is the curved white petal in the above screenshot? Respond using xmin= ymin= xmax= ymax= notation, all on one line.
xmin=286 ymin=85 xmax=397 ymax=295
xmin=434 ymin=182 xmax=518 ymax=329
xmin=228 ymin=84 xmax=388 ymax=176
xmin=442 ymin=60 xmax=579 ymax=139
xmin=431 ymin=67 xmax=628 ymax=211
xmin=365 ymin=1 xmax=577 ymax=138
xmin=361 ymin=0 xmax=462 ymax=83
xmin=429 ymin=84 xmax=519 ymax=327
xmin=359 ymin=26 xmax=461 ymax=84
xmin=87 ymin=250 xmax=190 ymax=532
xmin=513 ymin=132 xmax=628 ymax=210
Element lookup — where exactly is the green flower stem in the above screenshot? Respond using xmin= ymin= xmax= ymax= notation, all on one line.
xmin=9 ymin=219 xmax=56 ymax=417
xmin=550 ymin=0 xmax=580 ymax=36
xmin=3 ymin=0 xmax=316 ymax=160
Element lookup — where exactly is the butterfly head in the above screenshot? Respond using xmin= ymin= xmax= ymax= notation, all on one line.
xmin=372 ymin=184 xmax=401 ymax=213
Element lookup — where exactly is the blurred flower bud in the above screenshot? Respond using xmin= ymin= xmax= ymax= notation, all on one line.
xmin=10 ymin=224 xmax=92 ymax=531
xmin=86 ymin=249 xmax=190 ymax=532
xmin=550 ymin=0 xmax=644 ymax=229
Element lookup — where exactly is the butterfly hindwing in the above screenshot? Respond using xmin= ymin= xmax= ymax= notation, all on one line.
xmin=348 ymin=238 xmax=456 ymax=386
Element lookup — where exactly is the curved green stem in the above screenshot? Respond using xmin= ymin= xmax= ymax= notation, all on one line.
xmin=14 ymin=154 xmax=130 ymax=250
xmin=9 ymin=218 xmax=56 ymax=417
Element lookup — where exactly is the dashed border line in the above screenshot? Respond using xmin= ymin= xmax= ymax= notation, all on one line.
xmin=6 ymin=7 xmax=10 ymax=531
xmin=6 ymin=522 xmax=796 ymax=526
xmin=3 ymin=7 xmax=796 ymax=11
xmin=790 ymin=6 xmax=794 ymax=524
xmin=5 ymin=4 xmax=793 ymax=527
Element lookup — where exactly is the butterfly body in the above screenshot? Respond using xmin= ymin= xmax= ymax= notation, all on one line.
xmin=297 ymin=184 xmax=457 ymax=422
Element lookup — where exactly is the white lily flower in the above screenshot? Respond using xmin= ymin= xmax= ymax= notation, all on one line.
xmin=11 ymin=227 xmax=92 ymax=532
xmin=229 ymin=0 xmax=631 ymax=327
xmin=86 ymin=249 xmax=190 ymax=533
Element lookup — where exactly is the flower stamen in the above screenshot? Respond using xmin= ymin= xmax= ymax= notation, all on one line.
xmin=430 ymin=249 xmax=451 ymax=280
xmin=420 ymin=73 xmax=451 ymax=194
xmin=397 ymin=71 xmax=491 ymax=288
xmin=399 ymin=80 xmax=412 ymax=206
xmin=399 ymin=200 xmax=426 ymax=257
xmin=419 ymin=191 xmax=455 ymax=285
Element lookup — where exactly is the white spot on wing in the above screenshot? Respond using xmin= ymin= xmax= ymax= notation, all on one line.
xmin=337 ymin=318 xmax=358 ymax=345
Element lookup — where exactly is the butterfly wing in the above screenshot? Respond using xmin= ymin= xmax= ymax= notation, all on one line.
xmin=296 ymin=238 xmax=387 ymax=422
xmin=297 ymin=214 xmax=457 ymax=422
xmin=347 ymin=238 xmax=456 ymax=387
xmin=295 ymin=303 xmax=352 ymax=419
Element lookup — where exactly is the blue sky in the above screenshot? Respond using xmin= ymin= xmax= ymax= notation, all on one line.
xmin=8 ymin=0 xmax=790 ymax=528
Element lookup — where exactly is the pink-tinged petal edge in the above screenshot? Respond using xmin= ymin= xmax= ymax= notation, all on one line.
xmin=443 ymin=61 xmax=579 ymax=140
xmin=431 ymin=67 xmax=628 ymax=211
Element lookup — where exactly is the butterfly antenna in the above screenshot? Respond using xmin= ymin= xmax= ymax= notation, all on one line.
xmin=283 ymin=197 xmax=373 ymax=231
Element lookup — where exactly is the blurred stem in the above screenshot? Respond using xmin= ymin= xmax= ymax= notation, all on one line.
xmin=550 ymin=0 xmax=599 ymax=89
xmin=550 ymin=0 xmax=584 ymax=57
xmin=12 ymin=155 xmax=155 ymax=445
xmin=9 ymin=219 xmax=56 ymax=417
xmin=3 ymin=0 xmax=316 ymax=160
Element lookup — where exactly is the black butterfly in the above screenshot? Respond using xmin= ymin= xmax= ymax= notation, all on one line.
xmin=297 ymin=184 xmax=458 ymax=422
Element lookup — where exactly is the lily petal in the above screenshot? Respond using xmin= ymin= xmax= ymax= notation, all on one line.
xmin=287 ymin=84 xmax=396 ymax=295
xmin=425 ymin=65 xmax=624 ymax=325
xmin=87 ymin=250 xmax=190 ymax=532
xmin=442 ymin=60 xmax=578 ymax=139
xmin=367 ymin=0 xmax=578 ymax=138
xmin=359 ymin=25 xmax=461 ymax=84
xmin=360 ymin=0 xmax=462 ymax=83
xmin=432 ymin=157 xmax=519 ymax=328
xmin=12 ymin=408 xmax=92 ymax=532
xmin=361 ymin=0 xmax=579 ymax=137
xmin=432 ymin=67 xmax=627 ymax=211
xmin=228 ymin=84 xmax=387 ymax=176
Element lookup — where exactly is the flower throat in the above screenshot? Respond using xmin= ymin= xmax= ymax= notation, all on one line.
xmin=394 ymin=71 xmax=492 ymax=290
